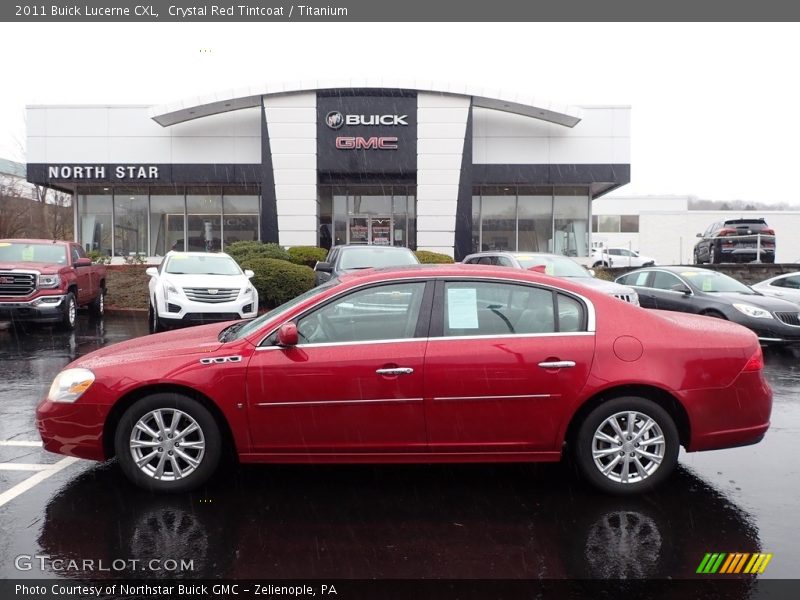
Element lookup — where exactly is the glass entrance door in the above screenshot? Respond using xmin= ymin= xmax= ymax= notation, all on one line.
xmin=348 ymin=216 xmax=393 ymax=245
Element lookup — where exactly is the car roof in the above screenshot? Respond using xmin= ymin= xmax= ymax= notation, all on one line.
xmin=334 ymin=245 xmax=414 ymax=252
xmin=0 ymin=238 xmax=71 ymax=245
xmin=164 ymin=251 xmax=234 ymax=258
xmin=465 ymin=251 xmax=566 ymax=259
xmin=335 ymin=263 xmax=599 ymax=293
xmin=624 ymin=266 xmax=709 ymax=275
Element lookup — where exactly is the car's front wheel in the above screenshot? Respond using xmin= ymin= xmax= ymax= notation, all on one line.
xmin=575 ymin=396 xmax=679 ymax=494
xmin=115 ymin=393 xmax=222 ymax=493
xmin=148 ymin=301 xmax=164 ymax=334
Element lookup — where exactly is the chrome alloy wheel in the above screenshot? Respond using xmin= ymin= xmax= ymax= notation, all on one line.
xmin=591 ymin=411 xmax=666 ymax=484
xmin=67 ymin=297 xmax=76 ymax=326
xmin=129 ymin=408 xmax=205 ymax=481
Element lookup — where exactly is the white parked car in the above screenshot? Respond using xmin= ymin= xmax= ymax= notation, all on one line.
xmin=751 ymin=271 xmax=800 ymax=307
xmin=146 ymin=252 xmax=258 ymax=333
xmin=591 ymin=247 xmax=657 ymax=268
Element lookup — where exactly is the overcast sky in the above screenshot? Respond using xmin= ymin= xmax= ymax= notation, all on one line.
xmin=0 ymin=22 xmax=797 ymax=203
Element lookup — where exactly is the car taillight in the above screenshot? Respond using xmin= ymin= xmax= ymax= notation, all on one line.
xmin=742 ymin=347 xmax=764 ymax=372
xmin=717 ymin=228 xmax=737 ymax=236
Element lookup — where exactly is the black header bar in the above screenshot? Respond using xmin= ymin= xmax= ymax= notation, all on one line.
xmin=3 ymin=0 xmax=800 ymax=22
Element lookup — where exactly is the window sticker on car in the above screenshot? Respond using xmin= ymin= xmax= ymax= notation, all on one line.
xmin=702 ymin=279 xmax=714 ymax=291
xmin=447 ymin=287 xmax=479 ymax=329
xmin=21 ymin=246 xmax=34 ymax=261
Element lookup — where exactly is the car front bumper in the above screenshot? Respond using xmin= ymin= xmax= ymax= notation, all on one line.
xmin=159 ymin=295 xmax=257 ymax=326
xmin=36 ymin=398 xmax=110 ymax=461
xmin=0 ymin=295 xmax=66 ymax=323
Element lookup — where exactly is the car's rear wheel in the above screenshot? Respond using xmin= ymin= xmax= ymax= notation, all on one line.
xmin=575 ymin=397 xmax=679 ymax=494
xmin=115 ymin=393 xmax=222 ymax=493
xmin=710 ymin=245 xmax=720 ymax=264
xmin=90 ymin=288 xmax=105 ymax=317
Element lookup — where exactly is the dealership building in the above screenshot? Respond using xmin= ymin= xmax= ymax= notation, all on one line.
xmin=25 ymin=81 xmax=631 ymax=260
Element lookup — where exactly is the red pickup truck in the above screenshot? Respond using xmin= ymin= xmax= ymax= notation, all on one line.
xmin=0 ymin=239 xmax=107 ymax=329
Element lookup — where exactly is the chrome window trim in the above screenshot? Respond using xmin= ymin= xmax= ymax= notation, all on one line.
xmin=255 ymin=329 xmax=596 ymax=352
xmin=621 ymin=268 xmax=695 ymax=297
xmin=256 ymin=397 xmax=423 ymax=407
xmin=255 ymin=274 xmax=597 ymax=347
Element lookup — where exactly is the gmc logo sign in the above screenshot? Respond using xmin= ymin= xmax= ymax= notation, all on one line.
xmin=335 ymin=136 xmax=398 ymax=150
xmin=0 ymin=276 xmax=14 ymax=284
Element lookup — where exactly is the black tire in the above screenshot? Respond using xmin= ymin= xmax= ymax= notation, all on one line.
xmin=148 ymin=301 xmax=164 ymax=334
xmin=89 ymin=288 xmax=105 ymax=318
xmin=59 ymin=292 xmax=77 ymax=330
xmin=693 ymin=250 xmax=701 ymax=265
xmin=710 ymin=244 xmax=719 ymax=264
xmin=115 ymin=393 xmax=222 ymax=493
xmin=574 ymin=396 xmax=679 ymax=495
xmin=701 ymin=310 xmax=727 ymax=320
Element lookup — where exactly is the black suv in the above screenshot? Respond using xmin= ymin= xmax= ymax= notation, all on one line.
xmin=313 ymin=245 xmax=420 ymax=285
xmin=694 ymin=218 xmax=776 ymax=264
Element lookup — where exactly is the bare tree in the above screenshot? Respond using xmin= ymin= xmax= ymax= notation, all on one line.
xmin=0 ymin=176 xmax=33 ymax=238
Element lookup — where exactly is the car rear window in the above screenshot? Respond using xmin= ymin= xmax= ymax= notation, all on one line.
xmin=339 ymin=248 xmax=419 ymax=270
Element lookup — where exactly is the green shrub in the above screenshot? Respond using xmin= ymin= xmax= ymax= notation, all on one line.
xmin=87 ymin=250 xmax=110 ymax=265
xmin=242 ymin=257 xmax=315 ymax=308
xmin=226 ymin=241 xmax=290 ymax=265
xmin=414 ymin=250 xmax=454 ymax=264
xmin=287 ymin=246 xmax=328 ymax=268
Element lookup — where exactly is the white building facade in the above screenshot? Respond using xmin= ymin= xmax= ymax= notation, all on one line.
xmin=593 ymin=195 xmax=800 ymax=264
xmin=26 ymin=81 xmax=631 ymax=260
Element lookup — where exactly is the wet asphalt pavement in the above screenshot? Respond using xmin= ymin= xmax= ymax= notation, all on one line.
xmin=0 ymin=314 xmax=798 ymax=582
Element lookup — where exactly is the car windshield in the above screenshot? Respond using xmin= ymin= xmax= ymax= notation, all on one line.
xmin=681 ymin=270 xmax=755 ymax=294
xmin=515 ymin=255 xmax=590 ymax=277
xmin=226 ymin=279 xmax=340 ymax=342
xmin=165 ymin=254 xmax=241 ymax=275
xmin=338 ymin=248 xmax=419 ymax=270
xmin=0 ymin=242 xmax=67 ymax=264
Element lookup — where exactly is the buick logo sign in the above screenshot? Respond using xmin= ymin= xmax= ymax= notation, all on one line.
xmin=326 ymin=111 xmax=344 ymax=130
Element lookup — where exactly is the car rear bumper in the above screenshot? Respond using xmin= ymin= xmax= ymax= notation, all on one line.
xmin=682 ymin=371 xmax=772 ymax=452
xmin=0 ymin=295 xmax=65 ymax=323
xmin=36 ymin=399 xmax=110 ymax=461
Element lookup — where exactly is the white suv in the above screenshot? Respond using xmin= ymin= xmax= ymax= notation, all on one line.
xmin=591 ymin=247 xmax=656 ymax=268
xmin=146 ymin=252 xmax=258 ymax=332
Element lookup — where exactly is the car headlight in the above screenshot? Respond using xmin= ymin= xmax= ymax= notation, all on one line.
xmin=47 ymin=368 xmax=95 ymax=403
xmin=37 ymin=274 xmax=61 ymax=289
xmin=732 ymin=303 xmax=774 ymax=319
xmin=163 ymin=282 xmax=179 ymax=298
xmin=242 ymin=286 xmax=254 ymax=296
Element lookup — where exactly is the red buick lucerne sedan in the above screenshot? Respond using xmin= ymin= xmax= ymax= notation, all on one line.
xmin=37 ymin=264 xmax=772 ymax=494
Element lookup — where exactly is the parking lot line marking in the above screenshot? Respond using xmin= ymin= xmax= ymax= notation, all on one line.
xmin=0 ymin=441 xmax=43 ymax=447
xmin=0 ymin=464 xmax=50 ymax=471
xmin=0 ymin=457 xmax=79 ymax=508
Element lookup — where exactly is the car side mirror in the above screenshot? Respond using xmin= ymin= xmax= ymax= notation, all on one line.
xmin=672 ymin=283 xmax=691 ymax=295
xmin=145 ymin=267 xmax=158 ymax=277
xmin=588 ymin=268 xmax=596 ymax=277
xmin=75 ymin=257 xmax=92 ymax=268
xmin=244 ymin=269 xmax=254 ymax=279
xmin=696 ymin=233 xmax=703 ymax=238
xmin=314 ymin=261 xmax=333 ymax=273
xmin=277 ymin=322 xmax=298 ymax=347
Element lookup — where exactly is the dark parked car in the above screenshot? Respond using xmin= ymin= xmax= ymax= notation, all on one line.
xmin=616 ymin=266 xmax=800 ymax=345
xmin=313 ymin=245 xmax=419 ymax=285
xmin=694 ymin=218 xmax=775 ymax=264
xmin=37 ymin=264 xmax=770 ymax=495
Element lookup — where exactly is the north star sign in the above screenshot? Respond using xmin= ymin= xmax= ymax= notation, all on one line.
xmin=47 ymin=165 xmax=159 ymax=179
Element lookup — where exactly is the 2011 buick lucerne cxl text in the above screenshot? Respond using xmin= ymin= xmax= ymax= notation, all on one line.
xmin=36 ymin=264 xmax=772 ymax=495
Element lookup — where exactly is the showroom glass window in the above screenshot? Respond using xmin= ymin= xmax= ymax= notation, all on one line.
xmin=113 ymin=188 xmax=148 ymax=258
xmin=186 ymin=186 xmax=222 ymax=252
xmin=553 ymin=187 xmax=590 ymax=257
xmin=296 ymin=281 xmax=427 ymax=344
xmin=149 ymin=186 xmax=186 ymax=255
xmin=517 ymin=186 xmax=553 ymax=252
xmin=77 ymin=188 xmax=112 ymax=256
xmin=478 ymin=186 xmax=516 ymax=251
xmin=222 ymin=186 xmax=260 ymax=247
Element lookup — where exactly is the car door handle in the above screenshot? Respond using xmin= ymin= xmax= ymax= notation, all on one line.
xmin=538 ymin=361 xmax=576 ymax=369
xmin=376 ymin=367 xmax=414 ymax=376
